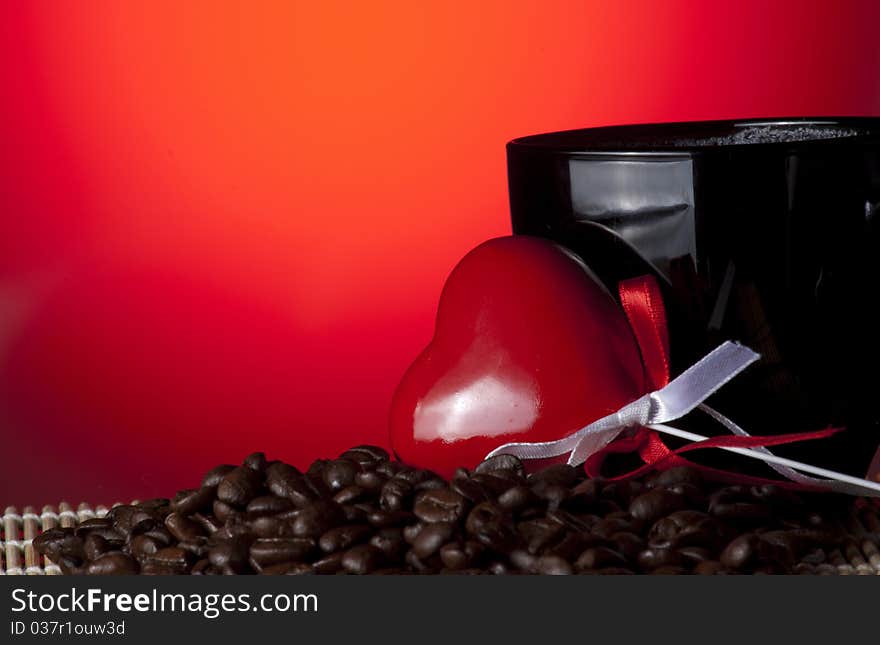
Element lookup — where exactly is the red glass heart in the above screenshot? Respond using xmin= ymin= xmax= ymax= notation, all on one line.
xmin=389 ymin=236 xmax=646 ymax=477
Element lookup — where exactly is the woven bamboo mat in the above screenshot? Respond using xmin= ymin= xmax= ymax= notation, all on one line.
xmin=0 ymin=503 xmax=122 ymax=575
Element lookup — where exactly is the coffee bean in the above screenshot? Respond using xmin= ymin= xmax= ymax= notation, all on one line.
xmin=637 ymin=547 xmax=683 ymax=570
xmin=575 ymin=547 xmax=627 ymax=570
xmin=498 ymin=485 xmax=539 ymax=513
xmin=629 ymin=489 xmax=686 ymax=524
xmin=129 ymin=535 xmax=160 ymax=561
xmin=246 ymin=496 xmax=294 ymax=517
xmin=191 ymin=559 xmax=213 ymax=575
xmin=529 ymin=464 xmax=579 ymax=488
xmin=172 ymin=487 xmax=216 ymax=515
xmin=288 ymin=500 xmax=344 ymax=538
xmin=209 ymin=542 xmax=251 ymax=574
xmin=319 ymin=525 xmax=372 ymax=553
xmin=367 ymin=510 xmax=414 ymax=528
xmin=451 ymin=477 xmax=491 ymax=503
xmin=243 ymin=451 xmax=268 ymax=472
xmin=250 ymin=538 xmax=315 ymax=568
xmin=370 ymin=528 xmax=407 ymax=560
xmin=465 ymin=502 xmax=516 ymax=549
xmin=333 ymin=485 xmax=372 ymax=505
xmin=217 ymin=467 xmax=263 ymax=507
xmin=305 ymin=552 xmax=342 ymax=574
xmin=341 ymin=445 xmax=390 ymax=464
xmin=342 ymin=545 xmax=385 ymax=574
xmin=355 ymin=471 xmax=385 ymax=490
xmin=380 ymin=478 xmax=413 ymax=512
xmin=323 ymin=459 xmax=358 ymax=491
xmin=475 ymin=454 xmax=525 ymax=477
xmin=440 ymin=540 xmax=485 ymax=570
xmin=150 ymin=547 xmax=194 ymax=574
xmin=611 ymin=532 xmax=645 ymax=562
xmin=412 ymin=522 xmax=455 ymax=559
xmin=85 ymin=552 xmax=138 ymax=575
xmin=165 ymin=513 xmax=204 ymax=542
xmin=536 ymin=555 xmax=573 ymax=575
xmin=83 ymin=534 xmax=112 ymax=561
xmin=201 ymin=464 xmax=236 ymax=488
xmin=414 ymin=489 xmax=468 ymax=523
xmin=720 ymin=533 xmax=758 ymax=569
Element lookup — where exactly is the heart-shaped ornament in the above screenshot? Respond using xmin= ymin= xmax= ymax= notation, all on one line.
xmin=389 ymin=235 xmax=646 ymax=476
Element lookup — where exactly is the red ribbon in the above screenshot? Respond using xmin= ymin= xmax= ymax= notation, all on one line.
xmin=583 ymin=275 xmax=841 ymax=490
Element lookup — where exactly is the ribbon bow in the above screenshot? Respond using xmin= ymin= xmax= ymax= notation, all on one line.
xmin=486 ymin=276 xmax=880 ymax=497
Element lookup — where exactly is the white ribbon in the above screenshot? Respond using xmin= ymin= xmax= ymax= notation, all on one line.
xmin=485 ymin=340 xmax=880 ymax=497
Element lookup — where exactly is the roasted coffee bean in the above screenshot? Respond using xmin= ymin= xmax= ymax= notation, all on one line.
xmin=191 ymin=559 xmax=213 ymax=575
xmin=308 ymin=552 xmax=342 ymax=574
xmin=602 ymin=481 xmax=644 ymax=506
xmin=212 ymin=500 xmax=239 ymax=524
xmin=128 ymin=535 xmax=160 ymax=561
xmin=629 ymin=489 xmax=686 ymax=524
xmin=519 ymin=518 xmax=565 ymax=554
xmin=375 ymin=461 xmax=405 ymax=478
xmin=498 ymin=485 xmax=539 ymax=513
xmin=165 ymin=512 xmax=204 ymax=542
xmin=341 ymin=445 xmax=390 ymax=464
xmin=536 ymin=555 xmax=573 ymax=575
xmin=333 ymin=485 xmax=371 ymax=505
xmin=575 ymin=547 xmax=627 ymax=570
xmin=217 ymin=466 xmax=263 ymax=507
xmin=439 ymin=540 xmax=485 ymax=570
xmin=509 ymin=548 xmax=538 ymax=572
xmin=82 ymin=534 xmax=111 ymax=561
xmin=403 ymin=523 xmax=424 ymax=545
xmin=451 ymin=477 xmax=491 ymax=503
xmin=414 ymin=489 xmax=468 ymax=523
xmin=192 ymin=513 xmax=222 ymax=535
xmin=323 ymin=459 xmax=358 ymax=491
xmin=201 ymin=464 xmax=236 ymax=488
xmin=465 ymin=502 xmax=515 ymax=549
xmin=150 ymin=547 xmax=193 ymax=574
xmin=547 ymin=509 xmax=594 ymax=533
xmin=678 ymin=546 xmax=712 ymax=565
xmin=342 ymin=504 xmax=368 ymax=523
xmin=611 ymin=532 xmax=645 ymax=562
xmin=563 ymin=479 xmax=600 ymax=511
xmin=319 ymin=525 xmax=372 ymax=553
xmin=243 ymin=451 xmax=268 ymax=472
xmin=531 ymin=482 xmax=568 ymax=508
xmin=591 ymin=517 xmax=635 ymax=540
xmin=412 ymin=522 xmax=455 ymax=559
xmin=475 ymin=454 xmax=525 ymax=477
xmin=246 ymin=495 xmax=294 ymax=517
xmin=209 ymin=542 xmax=251 ymax=574
xmin=342 ymin=545 xmax=385 ymax=574
xmin=529 ymin=464 xmax=579 ymax=488
xmin=251 ymin=516 xmax=295 ymax=539
xmin=355 ymin=471 xmax=385 ymax=490
xmin=33 ymin=529 xmax=83 ymax=562
xmin=367 ymin=510 xmax=414 ymax=528
xmin=177 ymin=539 xmax=209 ymax=558
xmin=370 ymin=528 xmax=407 ymax=560
xmin=637 ymin=547 xmax=683 ymax=570
xmin=172 ymin=486 xmax=216 ymax=515
xmin=380 ymin=478 xmax=413 ymax=512
xmin=720 ymin=533 xmax=759 ymax=569
xmin=711 ymin=502 xmax=772 ymax=523
xmin=292 ymin=500 xmax=345 ymax=538
xmin=250 ymin=538 xmax=315 ymax=568
xmin=84 ymin=552 xmax=138 ymax=575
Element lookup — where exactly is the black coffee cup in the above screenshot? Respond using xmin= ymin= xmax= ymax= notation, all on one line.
xmin=507 ymin=117 xmax=880 ymax=476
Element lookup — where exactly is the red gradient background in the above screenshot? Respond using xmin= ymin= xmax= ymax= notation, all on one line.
xmin=3 ymin=1 xmax=880 ymax=506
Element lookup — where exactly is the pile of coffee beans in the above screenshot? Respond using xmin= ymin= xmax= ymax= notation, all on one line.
xmin=33 ymin=447 xmax=880 ymax=574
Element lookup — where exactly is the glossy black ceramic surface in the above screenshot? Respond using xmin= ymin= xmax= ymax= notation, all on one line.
xmin=507 ymin=118 xmax=880 ymax=475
